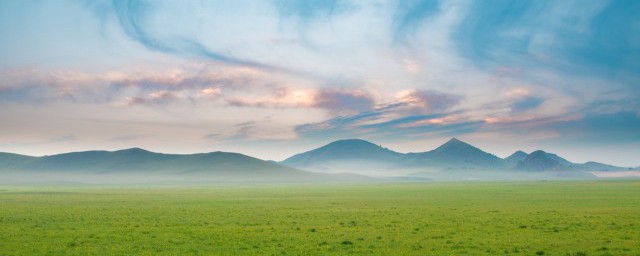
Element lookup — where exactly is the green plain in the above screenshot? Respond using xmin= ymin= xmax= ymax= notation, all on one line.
xmin=1 ymin=180 xmax=639 ymax=255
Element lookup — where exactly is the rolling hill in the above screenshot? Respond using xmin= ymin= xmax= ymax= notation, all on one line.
xmin=504 ymin=150 xmax=528 ymax=166
xmin=281 ymin=139 xmax=406 ymax=175
xmin=0 ymin=152 xmax=36 ymax=169
xmin=0 ymin=148 xmax=332 ymax=184
xmin=515 ymin=150 xmax=571 ymax=172
xmin=1 ymin=138 xmax=634 ymax=182
xmin=15 ymin=148 xmax=305 ymax=175
xmin=406 ymin=138 xmax=506 ymax=170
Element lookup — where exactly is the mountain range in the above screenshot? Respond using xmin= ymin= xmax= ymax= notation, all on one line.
xmin=0 ymin=148 xmax=339 ymax=184
xmin=1 ymin=138 xmax=637 ymax=183
xmin=281 ymin=138 xmax=636 ymax=178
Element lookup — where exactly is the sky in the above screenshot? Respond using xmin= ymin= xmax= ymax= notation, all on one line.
xmin=0 ymin=0 xmax=639 ymax=166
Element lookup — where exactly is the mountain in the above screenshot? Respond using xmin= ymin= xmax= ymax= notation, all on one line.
xmin=577 ymin=161 xmax=626 ymax=172
xmin=406 ymin=138 xmax=506 ymax=170
xmin=20 ymin=148 xmax=170 ymax=172
xmin=282 ymin=139 xmax=403 ymax=165
xmin=2 ymin=139 xmax=634 ymax=182
xmin=281 ymin=139 xmax=405 ymax=176
xmin=281 ymin=137 xmax=633 ymax=179
xmin=505 ymin=150 xmax=528 ymax=166
xmin=515 ymin=150 xmax=573 ymax=171
xmin=281 ymin=138 xmax=507 ymax=176
xmin=0 ymin=148 xmax=328 ymax=183
xmin=0 ymin=152 xmax=36 ymax=169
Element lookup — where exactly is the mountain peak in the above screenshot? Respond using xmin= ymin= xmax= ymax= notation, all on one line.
xmin=505 ymin=150 xmax=528 ymax=164
xmin=309 ymin=138 xmax=397 ymax=155
xmin=446 ymin=137 xmax=463 ymax=144
xmin=435 ymin=137 xmax=475 ymax=152
xmin=516 ymin=150 xmax=573 ymax=171
xmin=517 ymin=151 xmax=561 ymax=171
xmin=506 ymin=150 xmax=528 ymax=158
xmin=530 ymin=150 xmax=547 ymax=155
xmin=328 ymin=138 xmax=376 ymax=146
xmin=527 ymin=150 xmax=569 ymax=164
xmin=114 ymin=147 xmax=153 ymax=154
xmin=281 ymin=138 xmax=403 ymax=168
xmin=409 ymin=137 xmax=505 ymax=169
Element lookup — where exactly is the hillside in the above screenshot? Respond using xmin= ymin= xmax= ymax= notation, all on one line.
xmin=515 ymin=150 xmax=573 ymax=172
xmin=0 ymin=152 xmax=37 ymax=169
xmin=406 ymin=138 xmax=506 ymax=170
xmin=281 ymin=139 xmax=406 ymax=175
xmin=0 ymin=148 xmax=325 ymax=183
xmin=505 ymin=150 xmax=528 ymax=166
xmin=281 ymin=138 xmax=630 ymax=179
xmin=1 ymin=139 xmax=634 ymax=182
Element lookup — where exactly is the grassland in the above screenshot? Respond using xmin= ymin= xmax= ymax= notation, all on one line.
xmin=1 ymin=180 xmax=639 ymax=255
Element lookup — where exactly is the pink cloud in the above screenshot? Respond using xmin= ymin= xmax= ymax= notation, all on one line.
xmin=395 ymin=89 xmax=462 ymax=113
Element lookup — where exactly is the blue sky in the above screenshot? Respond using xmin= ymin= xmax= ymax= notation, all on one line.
xmin=0 ymin=0 xmax=638 ymax=166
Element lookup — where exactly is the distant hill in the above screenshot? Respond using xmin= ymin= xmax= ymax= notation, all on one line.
xmin=281 ymin=139 xmax=406 ymax=176
xmin=0 ymin=148 xmax=332 ymax=183
xmin=515 ymin=150 xmax=572 ymax=172
xmin=406 ymin=138 xmax=506 ymax=170
xmin=282 ymin=137 xmax=511 ymax=175
xmin=578 ymin=161 xmax=626 ymax=172
xmin=511 ymin=150 xmax=624 ymax=173
xmin=1 ymin=138 xmax=635 ymax=182
xmin=0 ymin=152 xmax=36 ymax=169
xmin=505 ymin=150 xmax=528 ymax=166
xmin=280 ymin=138 xmax=631 ymax=179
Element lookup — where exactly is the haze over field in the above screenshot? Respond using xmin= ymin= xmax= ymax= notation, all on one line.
xmin=0 ymin=0 xmax=639 ymax=169
xmin=1 ymin=137 xmax=638 ymax=184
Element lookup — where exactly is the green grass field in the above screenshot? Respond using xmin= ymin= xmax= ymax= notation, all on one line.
xmin=1 ymin=181 xmax=639 ymax=255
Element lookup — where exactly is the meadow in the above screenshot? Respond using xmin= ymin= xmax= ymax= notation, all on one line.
xmin=1 ymin=180 xmax=639 ymax=255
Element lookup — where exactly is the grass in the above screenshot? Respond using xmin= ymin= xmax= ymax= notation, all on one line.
xmin=1 ymin=180 xmax=639 ymax=255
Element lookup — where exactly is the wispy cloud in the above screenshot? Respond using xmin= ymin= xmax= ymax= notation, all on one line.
xmin=392 ymin=0 xmax=441 ymax=43
xmin=274 ymin=0 xmax=352 ymax=24
xmin=313 ymin=89 xmax=375 ymax=114
xmin=395 ymin=89 xmax=462 ymax=113
xmin=111 ymin=0 xmax=276 ymax=70
xmin=511 ymin=96 xmax=544 ymax=112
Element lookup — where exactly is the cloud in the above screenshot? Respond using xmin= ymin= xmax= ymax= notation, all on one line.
xmin=511 ymin=96 xmax=544 ymax=112
xmin=395 ymin=89 xmax=462 ymax=113
xmin=0 ymin=65 xmax=270 ymax=106
xmin=227 ymin=88 xmax=316 ymax=109
xmin=296 ymin=108 xmax=482 ymax=142
xmin=548 ymin=111 xmax=640 ymax=142
xmin=274 ymin=0 xmax=352 ymax=23
xmin=122 ymin=91 xmax=178 ymax=106
xmin=294 ymin=88 xmax=470 ymax=140
xmin=452 ymin=0 xmax=639 ymax=77
xmin=110 ymin=0 xmax=278 ymax=70
xmin=198 ymin=88 xmax=222 ymax=99
xmin=109 ymin=65 xmax=265 ymax=92
xmin=203 ymin=133 xmax=221 ymax=140
xmin=313 ymin=89 xmax=375 ymax=114
xmin=231 ymin=120 xmax=298 ymax=141
xmin=226 ymin=87 xmax=376 ymax=115
xmin=392 ymin=0 xmax=441 ymax=42
xmin=0 ymin=69 xmax=89 ymax=103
